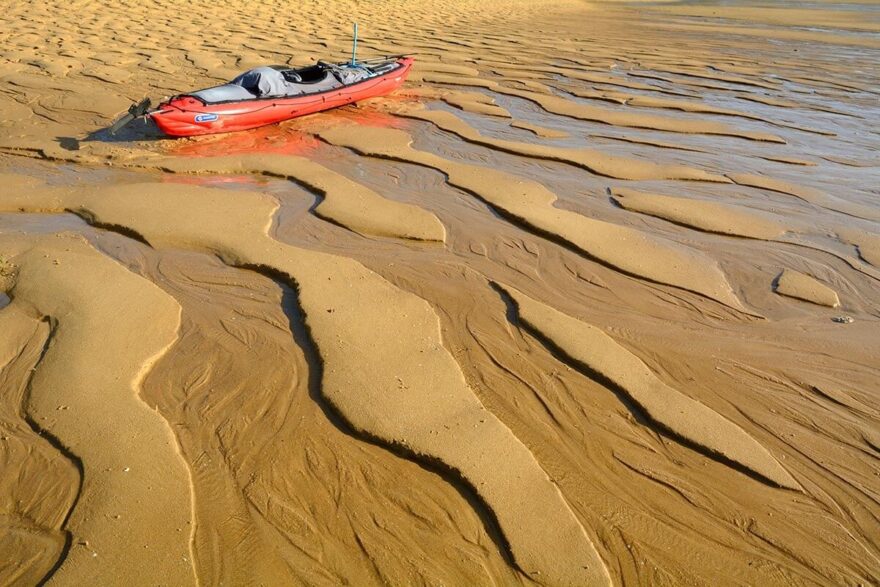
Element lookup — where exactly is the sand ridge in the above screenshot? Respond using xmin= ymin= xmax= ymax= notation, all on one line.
xmin=3 ymin=234 xmax=193 ymax=584
xmin=148 ymin=154 xmax=447 ymax=242
xmin=774 ymin=268 xmax=841 ymax=308
xmin=0 ymin=306 xmax=75 ymax=585
xmin=610 ymin=187 xmax=788 ymax=240
xmin=396 ymin=108 xmax=731 ymax=182
xmin=497 ymin=283 xmax=798 ymax=489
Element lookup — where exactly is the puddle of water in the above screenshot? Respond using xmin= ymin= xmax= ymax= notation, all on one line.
xmin=161 ymin=174 xmax=266 ymax=189
xmin=0 ymin=292 xmax=8 ymax=310
xmin=0 ymin=212 xmax=89 ymax=234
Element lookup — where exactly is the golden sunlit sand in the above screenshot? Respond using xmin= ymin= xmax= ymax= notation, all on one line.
xmin=0 ymin=0 xmax=878 ymax=585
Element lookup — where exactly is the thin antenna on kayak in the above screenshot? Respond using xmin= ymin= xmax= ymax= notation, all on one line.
xmin=351 ymin=22 xmax=358 ymax=66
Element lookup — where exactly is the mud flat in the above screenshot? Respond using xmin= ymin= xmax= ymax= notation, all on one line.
xmin=0 ymin=0 xmax=879 ymax=585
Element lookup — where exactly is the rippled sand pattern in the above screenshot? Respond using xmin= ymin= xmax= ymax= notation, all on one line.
xmin=0 ymin=0 xmax=878 ymax=585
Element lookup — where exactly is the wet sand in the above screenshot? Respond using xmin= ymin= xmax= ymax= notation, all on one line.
xmin=0 ymin=0 xmax=878 ymax=585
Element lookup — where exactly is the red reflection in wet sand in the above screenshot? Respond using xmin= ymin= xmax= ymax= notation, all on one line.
xmin=165 ymin=100 xmax=415 ymax=158
xmin=156 ymin=102 xmax=419 ymax=188
xmin=167 ymin=123 xmax=322 ymax=158
xmin=319 ymin=97 xmax=416 ymax=129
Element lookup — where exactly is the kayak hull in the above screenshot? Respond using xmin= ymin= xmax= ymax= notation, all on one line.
xmin=149 ymin=57 xmax=413 ymax=137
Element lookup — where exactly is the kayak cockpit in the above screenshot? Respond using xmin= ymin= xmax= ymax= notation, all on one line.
xmin=187 ymin=61 xmax=394 ymax=105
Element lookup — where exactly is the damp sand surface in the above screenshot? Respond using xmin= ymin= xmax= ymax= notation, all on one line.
xmin=0 ymin=1 xmax=879 ymax=586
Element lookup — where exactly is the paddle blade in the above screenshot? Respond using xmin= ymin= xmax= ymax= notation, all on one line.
xmin=109 ymin=113 xmax=135 ymax=135
xmin=109 ymin=98 xmax=152 ymax=135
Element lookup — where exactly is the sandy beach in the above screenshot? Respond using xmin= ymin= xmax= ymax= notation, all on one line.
xmin=1 ymin=0 xmax=878 ymax=585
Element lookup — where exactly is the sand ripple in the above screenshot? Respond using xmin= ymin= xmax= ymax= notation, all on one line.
xmin=2 ymin=235 xmax=193 ymax=584
xmin=498 ymin=284 xmax=798 ymax=488
xmin=318 ymin=124 xmax=745 ymax=309
xmin=0 ymin=177 xmax=610 ymax=585
xmin=0 ymin=0 xmax=878 ymax=583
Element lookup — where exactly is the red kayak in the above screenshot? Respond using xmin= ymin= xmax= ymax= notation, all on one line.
xmin=111 ymin=56 xmax=414 ymax=137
